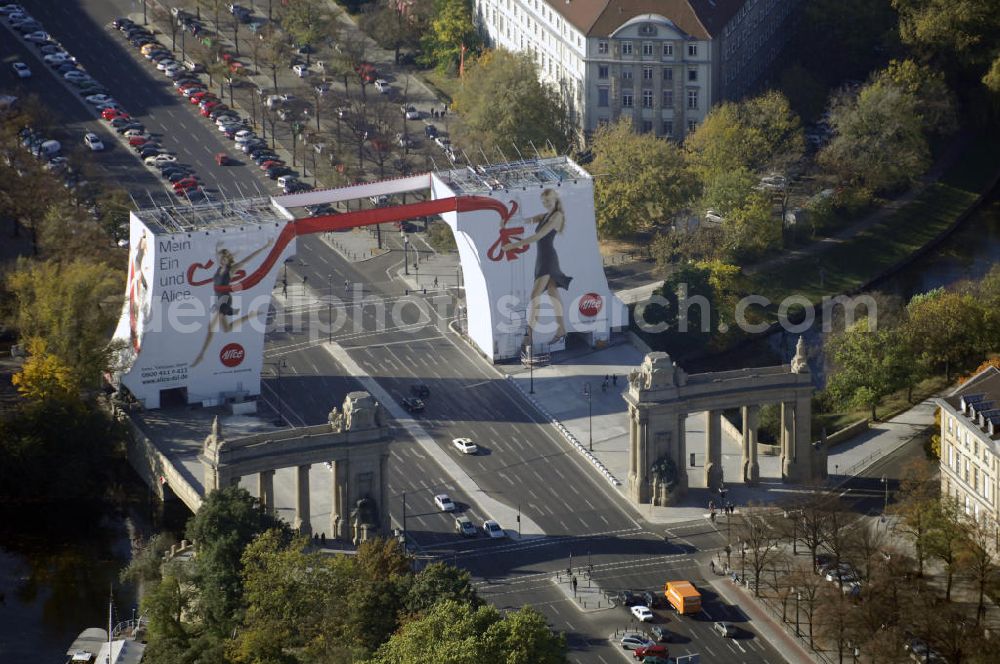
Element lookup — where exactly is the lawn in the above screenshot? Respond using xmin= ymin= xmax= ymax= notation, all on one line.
xmin=815 ymin=374 xmax=948 ymax=437
xmin=744 ymin=133 xmax=1000 ymax=308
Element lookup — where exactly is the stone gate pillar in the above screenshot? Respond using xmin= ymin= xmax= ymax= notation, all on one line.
xmin=780 ymin=401 xmax=795 ymax=481
xmin=676 ymin=412 xmax=689 ymax=493
xmin=628 ymin=408 xmax=651 ymax=503
xmin=741 ymin=405 xmax=760 ymax=485
xmin=330 ymin=458 xmax=348 ymax=539
xmin=705 ymin=410 xmax=723 ymax=491
xmin=257 ymin=469 xmax=275 ymax=513
xmin=295 ymin=464 xmax=312 ymax=536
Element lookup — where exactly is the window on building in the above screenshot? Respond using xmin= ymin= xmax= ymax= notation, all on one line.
xmin=597 ymin=117 xmax=609 ymax=126
xmin=622 ymin=41 xmax=633 ymax=56
xmin=662 ymin=120 xmax=673 ymax=136
xmin=598 ymin=87 xmax=609 ymax=107
xmin=663 ymin=68 xmax=673 ymax=82
xmin=662 ymin=89 xmax=673 ymax=108
xmin=975 ymin=440 xmax=979 ymax=455
xmin=947 ymin=416 xmax=953 ymax=433
xmin=642 ymin=42 xmax=653 ymax=56
xmin=642 ymin=89 xmax=653 ymax=108
xmin=687 ymin=120 xmax=697 ymax=132
xmin=688 ymin=68 xmax=698 ymax=82
xmin=688 ymin=43 xmax=697 ymax=57
xmin=598 ymin=40 xmax=608 ymax=55
xmin=622 ymin=68 xmax=633 ymax=80
xmin=642 ymin=120 xmax=652 ymax=132
xmin=687 ymin=89 xmax=698 ymax=109
xmin=598 ymin=65 xmax=608 ymax=79
xmin=643 ymin=66 xmax=653 ymax=80
xmin=662 ymin=42 xmax=673 ymax=57
xmin=622 ymin=92 xmax=633 ymax=108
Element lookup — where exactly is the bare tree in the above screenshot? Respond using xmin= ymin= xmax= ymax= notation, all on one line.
xmin=959 ymin=513 xmax=1000 ymax=625
xmin=927 ymin=497 xmax=967 ymax=601
xmin=797 ymin=488 xmax=833 ymax=571
xmin=845 ymin=517 xmax=889 ymax=581
xmin=892 ymin=458 xmax=940 ymax=577
xmin=815 ymin=584 xmax=853 ymax=664
xmin=788 ymin=568 xmax=824 ymax=650
xmin=821 ymin=501 xmax=860 ymax=569
xmin=735 ymin=504 xmax=782 ymax=597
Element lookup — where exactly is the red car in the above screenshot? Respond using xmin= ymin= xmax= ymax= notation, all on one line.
xmin=259 ymin=160 xmax=284 ymax=171
xmin=200 ymin=103 xmax=224 ymax=117
xmin=102 ymin=109 xmax=128 ymax=121
xmin=633 ymin=645 xmax=669 ymax=660
xmin=190 ymin=91 xmax=215 ymax=103
xmin=215 ymin=152 xmax=233 ymax=165
xmin=128 ymin=135 xmax=149 ymax=147
xmin=355 ymin=62 xmax=376 ymax=83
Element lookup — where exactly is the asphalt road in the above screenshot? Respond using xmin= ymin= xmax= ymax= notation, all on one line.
xmin=5 ymin=3 xmax=790 ymax=662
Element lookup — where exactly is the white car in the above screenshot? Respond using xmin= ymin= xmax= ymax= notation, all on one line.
xmin=234 ymin=129 xmax=255 ymax=142
xmin=433 ymin=494 xmax=455 ymax=512
xmin=276 ymin=175 xmax=297 ymax=188
xmin=704 ymin=209 xmax=724 ymax=224
xmin=23 ymin=30 xmax=49 ymax=43
xmin=43 ymin=53 xmax=70 ymax=65
xmin=83 ymin=133 xmax=104 ymax=151
xmin=434 ymin=136 xmax=450 ymax=150
xmin=64 ymin=70 xmax=89 ymax=80
xmin=292 ymin=64 xmax=308 ymax=77
xmin=85 ymin=94 xmax=114 ymax=105
xmin=452 ymin=438 xmax=477 ymax=454
xmin=156 ymin=59 xmax=178 ymax=71
xmin=620 ymin=633 xmax=655 ymax=651
xmin=11 ymin=62 xmax=31 ymax=78
xmin=483 ymin=520 xmax=505 ymax=538
xmin=373 ymin=78 xmax=389 ymax=93
xmin=144 ymin=154 xmax=176 ymax=165
xmin=631 ymin=605 xmax=654 ymax=622
xmin=404 ymin=107 xmax=420 ymax=120
xmin=0 ymin=5 xmax=25 ymax=15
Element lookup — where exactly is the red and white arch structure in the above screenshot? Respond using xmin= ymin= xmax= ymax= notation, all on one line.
xmin=113 ymin=156 xmax=625 ymax=409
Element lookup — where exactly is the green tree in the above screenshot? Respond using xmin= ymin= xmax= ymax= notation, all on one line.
xmin=403 ymin=562 xmax=479 ymax=613
xmin=874 ymin=59 xmax=958 ymax=135
xmin=905 ymin=288 xmax=986 ymax=381
xmin=892 ymin=0 xmax=1000 ymax=95
xmin=685 ymin=91 xmax=805 ymax=179
xmin=7 ymin=257 xmax=123 ymax=388
xmin=927 ymin=498 xmax=968 ymax=601
xmin=590 ymin=119 xmax=696 ymax=237
xmin=892 ymin=457 xmax=939 ymax=577
xmin=185 ymin=486 xmax=291 ymax=637
xmin=825 ymin=318 xmax=908 ymax=420
xmin=363 ymin=0 xmax=428 ymax=65
xmin=818 ymin=80 xmax=930 ymax=192
xmin=698 ymin=168 xmax=781 ymax=260
xmin=280 ymin=0 xmax=336 ymax=59
xmin=452 ymin=50 xmax=572 ymax=155
xmin=368 ymin=600 xmax=566 ymax=664
xmin=419 ymin=0 xmax=479 ymax=72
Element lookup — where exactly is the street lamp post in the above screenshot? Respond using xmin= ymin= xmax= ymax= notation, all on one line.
xmin=517 ymin=504 xmax=521 ymax=538
xmin=403 ymin=234 xmax=409 ymax=275
xmin=583 ymin=383 xmax=592 ymax=451
xmin=881 ymin=475 xmax=889 ymax=516
xmin=328 ymin=273 xmax=333 ymax=343
xmin=740 ymin=542 xmax=747 ymax=579
xmin=528 ymin=335 xmax=534 ymax=394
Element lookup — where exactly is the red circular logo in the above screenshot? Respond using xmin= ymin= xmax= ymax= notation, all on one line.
xmin=579 ymin=293 xmax=603 ymax=317
xmin=219 ymin=343 xmax=245 ymax=367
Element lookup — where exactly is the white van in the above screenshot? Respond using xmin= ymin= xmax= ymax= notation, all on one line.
xmin=32 ymin=139 xmax=61 ymax=158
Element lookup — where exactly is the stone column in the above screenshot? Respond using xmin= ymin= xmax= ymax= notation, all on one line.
xmin=676 ymin=412 xmax=689 ymax=494
xmin=295 ymin=464 xmax=312 ymax=536
xmin=741 ymin=405 xmax=760 ymax=485
xmin=781 ymin=401 xmax=795 ymax=482
xmin=628 ymin=408 xmax=650 ymax=503
xmin=705 ymin=410 xmax=723 ymax=491
xmin=257 ymin=469 xmax=275 ymax=514
xmin=330 ymin=458 xmax=348 ymax=540
xmin=792 ymin=395 xmax=813 ymax=482
xmin=628 ymin=408 xmax=639 ymax=478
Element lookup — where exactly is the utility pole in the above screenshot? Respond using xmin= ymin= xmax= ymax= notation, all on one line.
xmin=517 ymin=504 xmax=521 ymax=538
xmin=328 ymin=273 xmax=333 ymax=343
xmin=583 ymin=383 xmax=592 ymax=451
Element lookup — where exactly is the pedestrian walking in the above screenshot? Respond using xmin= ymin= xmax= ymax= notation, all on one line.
xmin=612 ymin=374 xmax=617 ymax=386
xmin=344 ymin=279 xmax=350 ymax=292
xmin=710 ymin=560 xmax=715 ymax=573
xmin=433 ymin=276 xmax=439 ymax=287
xmin=281 ymin=277 xmax=287 ymax=297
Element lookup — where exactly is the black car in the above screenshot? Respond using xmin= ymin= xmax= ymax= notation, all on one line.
xmin=113 ymin=17 xmax=134 ymax=30
xmin=401 ymin=397 xmax=425 ymax=413
xmin=265 ymin=165 xmax=293 ymax=179
xmin=410 ymin=384 xmax=430 ymax=398
xmin=160 ymin=167 xmax=192 ymax=179
xmin=650 ymin=625 xmax=675 ymax=642
xmin=616 ymin=591 xmax=643 ymax=607
xmin=285 ymin=181 xmax=313 ymax=193
xmin=251 ymin=152 xmax=278 ymax=164
xmin=167 ymin=171 xmax=196 ymax=183
xmin=305 ymin=203 xmax=336 ymax=216
xmin=116 ymin=122 xmax=145 ymax=134
xmin=424 ymin=124 xmax=438 ymax=138
xmin=642 ymin=591 xmax=663 ymax=609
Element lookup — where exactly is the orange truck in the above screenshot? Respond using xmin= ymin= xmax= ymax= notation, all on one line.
xmin=664 ymin=580 xmax=702 ymax=615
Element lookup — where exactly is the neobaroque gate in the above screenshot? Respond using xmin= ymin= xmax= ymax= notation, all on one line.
xmin=624 ymin=338 xmax=825 ymax=505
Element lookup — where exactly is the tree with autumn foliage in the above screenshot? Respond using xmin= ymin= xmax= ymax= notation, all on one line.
xmin=419 ymin=0 xmax=479 ymax=72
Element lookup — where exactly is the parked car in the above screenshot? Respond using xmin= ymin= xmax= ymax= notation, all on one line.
xmin=649 ymin=625 xmax=674 ymax=642
xmin=642 ymin=591 xmax=663 ymax=609
xmin=292 ymin=63 xmax=308 ymax=77
xmin=620 ymin=634 xmax=655 ymax=651
xmin=373 ymin=78 xmax=389 ymax=93
xmin=452 ymin=438 xmax=477 ymax=454
xmin=433 ymin=494 xmax=455 ymax=512
xmin=633 ymin=644 xmax=669 ymax=660
xmin=10 ymin=62 xmax=31 ymax=78
xmin=616 ymin=591 xmax=644 ymax=607
xmin=483 ymin=520 xmax=505 ymax=538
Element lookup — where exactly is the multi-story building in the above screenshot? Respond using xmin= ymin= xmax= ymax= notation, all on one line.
xmin=473 ymin=0 xmax=801 ymax=142
xmin=936 ymin=366 xmax=1000 ymax=546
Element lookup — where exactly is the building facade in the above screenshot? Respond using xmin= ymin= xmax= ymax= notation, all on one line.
xmin=936 ymin=366 xmax=1000 ymax=547
xmin=473 ymin=0 xmax=801 ymax=141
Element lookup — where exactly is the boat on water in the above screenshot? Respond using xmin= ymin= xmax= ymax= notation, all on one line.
xmin=65 ymin=605 xmax=146 ymax=664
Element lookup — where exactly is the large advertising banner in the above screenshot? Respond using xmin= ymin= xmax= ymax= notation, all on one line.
xmin=113 ymin=214 xmax=291 ymax=409
xmin=433 ymin=176 xmax=626 ymax=360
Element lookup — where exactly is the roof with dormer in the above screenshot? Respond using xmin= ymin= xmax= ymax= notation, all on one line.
xmin=554 ymin=0 xmax=746 ymax=39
